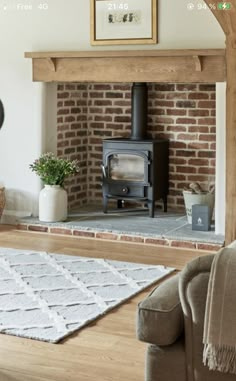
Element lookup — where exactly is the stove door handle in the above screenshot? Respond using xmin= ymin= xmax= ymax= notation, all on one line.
xmin=101 ymin=164 xmax=107 ymax=178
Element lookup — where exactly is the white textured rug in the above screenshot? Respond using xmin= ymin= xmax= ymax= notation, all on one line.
xmin=0 ymin=248 xmax=174 ymax=343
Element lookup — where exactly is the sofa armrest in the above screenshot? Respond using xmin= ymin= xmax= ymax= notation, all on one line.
xmin=136 ymin=273 xmax=184 ymax=346
xmin=178 ymin=254 xmax=214 ymax=317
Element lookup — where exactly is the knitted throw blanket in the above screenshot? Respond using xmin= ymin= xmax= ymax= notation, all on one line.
xmin=203 ymin=248 xmax=236 ymax=374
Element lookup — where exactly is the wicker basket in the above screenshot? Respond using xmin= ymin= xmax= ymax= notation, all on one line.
xmin=0 ymin=187 xmax=6 ymax=219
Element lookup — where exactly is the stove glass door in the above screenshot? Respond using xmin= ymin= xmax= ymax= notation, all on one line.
xmin=108 ymin=153 xmax=145 ymax=181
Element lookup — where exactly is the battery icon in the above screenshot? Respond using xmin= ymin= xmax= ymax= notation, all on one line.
xmin=217 ymin=2 xmax=231 ymax=9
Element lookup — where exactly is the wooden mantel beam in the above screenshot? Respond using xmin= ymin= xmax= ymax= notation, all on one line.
xmin=25 ymin=49 xmax=225 ymax=59
xmin=25 ymin=49 xmax=226 ymax=83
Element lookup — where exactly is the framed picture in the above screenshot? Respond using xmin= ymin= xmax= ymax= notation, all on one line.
xmin=90 ymin=0 xmax=157 ymax=45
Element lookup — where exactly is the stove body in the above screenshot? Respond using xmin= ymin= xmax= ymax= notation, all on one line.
xmin=102 ymin=138 xmax=169 ymax=217
xmin=101 ymin=82 xmax=169 ymax=217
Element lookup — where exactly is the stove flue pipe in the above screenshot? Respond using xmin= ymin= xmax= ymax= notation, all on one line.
xmin=130 ymin=82 xmax=147 ymax=140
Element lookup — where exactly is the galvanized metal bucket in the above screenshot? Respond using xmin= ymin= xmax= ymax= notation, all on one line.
xmin=183 ymin=190 xmax=215 ymax=224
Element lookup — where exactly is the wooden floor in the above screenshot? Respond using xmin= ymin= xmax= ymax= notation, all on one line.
xmin=0 ymin=225 xmax=211 ymax=381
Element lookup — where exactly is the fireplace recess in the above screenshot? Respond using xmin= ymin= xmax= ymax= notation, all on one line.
xmin=101 ymin=83 xmax=169 ymax=217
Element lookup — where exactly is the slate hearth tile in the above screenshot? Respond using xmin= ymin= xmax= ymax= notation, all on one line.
xmin=68 ymin=217 xmax=185 ymax=237
xmin=17 ymin=210 xmax=224 ymax=246
xmin=165 ymin=223 xmax=224 ymax=244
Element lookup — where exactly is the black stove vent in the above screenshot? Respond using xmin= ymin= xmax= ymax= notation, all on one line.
xmin=130 ymin=82 xmax=147 ymax=140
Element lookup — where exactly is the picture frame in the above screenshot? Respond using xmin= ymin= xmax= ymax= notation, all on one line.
xmin=90 ymin=0 xmax=157 ymax=45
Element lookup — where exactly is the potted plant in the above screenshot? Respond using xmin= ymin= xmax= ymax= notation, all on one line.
xmin=183 ymin=182 xmax=215 ymax=224
xmin=30 ymin=153 xmax=79 ymax=222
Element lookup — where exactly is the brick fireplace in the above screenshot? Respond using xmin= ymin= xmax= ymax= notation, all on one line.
xmin=56 ymin=82 xmax=216 ymax=213
xmin=18 ymin=77 xmax=223 ymax=251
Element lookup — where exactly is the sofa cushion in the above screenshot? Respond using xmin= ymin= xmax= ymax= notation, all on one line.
xmin=136 ymin=273 xmax=184 ymax=346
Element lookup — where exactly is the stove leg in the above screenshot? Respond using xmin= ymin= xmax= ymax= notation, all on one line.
xmin=117 ymin=200 xmax=123 ymax=209
xmin=103 ymin=196 xmax=108 ymax=214
xmin=163 ymin=196 xmax=167 ymax=213
xmin=148 ymin=200 xmax=155 ymax=218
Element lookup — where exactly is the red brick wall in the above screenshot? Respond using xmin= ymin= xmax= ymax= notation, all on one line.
xmin=57 ymin=83 xmax=216 ymax=211
xmin=57 ymin=83 xmax=89 ymax=207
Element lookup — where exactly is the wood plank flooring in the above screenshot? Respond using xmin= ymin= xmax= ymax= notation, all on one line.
xmin=0 ymin=225 xmax=212 ymax=381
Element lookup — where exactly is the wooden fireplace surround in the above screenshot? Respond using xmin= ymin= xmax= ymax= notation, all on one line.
xmin=25 ymin=1 xmax=236 ymax=244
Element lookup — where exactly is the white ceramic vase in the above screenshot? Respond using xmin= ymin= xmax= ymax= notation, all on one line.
xmin=39 ymin=185 xmax=67 ymax=222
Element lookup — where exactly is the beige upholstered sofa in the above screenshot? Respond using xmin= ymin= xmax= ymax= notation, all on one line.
xmin=137 ymin=254 xmax=236 ymax=381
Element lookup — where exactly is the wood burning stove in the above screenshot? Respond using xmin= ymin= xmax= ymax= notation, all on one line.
xmin=101 ymin=83 xmax=169 ymax=217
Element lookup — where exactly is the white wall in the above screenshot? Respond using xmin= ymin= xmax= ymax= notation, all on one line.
xmin=215 ymin=83 xmax=226 ymax=235
xmin=0 ymin=0 xmax=225 ymax=221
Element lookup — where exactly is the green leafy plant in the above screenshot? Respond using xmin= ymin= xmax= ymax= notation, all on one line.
xmin=30 ymin=153 xmax=79 ymax=186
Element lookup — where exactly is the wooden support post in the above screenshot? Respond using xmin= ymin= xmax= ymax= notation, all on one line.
xmin=204 ymin=0 xmax=236 ymax=244
xmin=225 ymin=45 xmax=236 ymax=244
